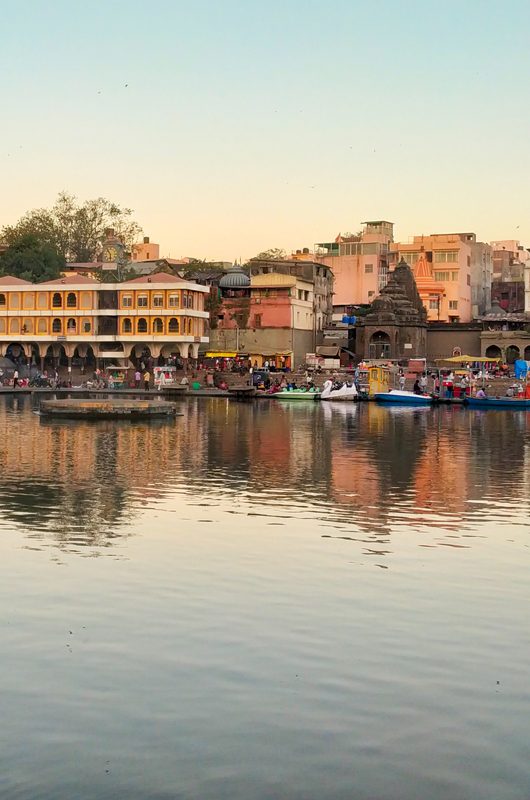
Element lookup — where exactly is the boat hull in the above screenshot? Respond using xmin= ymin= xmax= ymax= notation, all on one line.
xmin=375 ymin=391 xmax=433 ymax=406
xmin=275 ymin=391 xmax=320 ymax=401
xmin=465 ymin=397 xmax=530 ymax=409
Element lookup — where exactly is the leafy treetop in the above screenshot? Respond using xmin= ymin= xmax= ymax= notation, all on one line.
xmin=251 ymin=248 xmax=287 ymax=261
xmin=0 ymin=234 xmax=65 ymax=283
xmin=2 ymin=192 xmax=142 ymax=263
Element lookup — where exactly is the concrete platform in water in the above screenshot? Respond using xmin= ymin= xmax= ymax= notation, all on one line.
xmin=39 ymin=398 xmax=180 ymax=419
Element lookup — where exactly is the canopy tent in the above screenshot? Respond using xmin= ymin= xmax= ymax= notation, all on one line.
xmin=316 ymin=345 xmax=341 ymax=358
xmin=435 ymin=354 xmax=502 ymax=363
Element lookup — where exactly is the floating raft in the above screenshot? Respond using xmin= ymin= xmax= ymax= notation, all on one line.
xmin=39 ymin=398 xmax=179 ymax=419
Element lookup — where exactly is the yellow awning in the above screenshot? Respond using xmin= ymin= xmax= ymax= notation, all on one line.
xmin=205 ymin=352 xmax=237 ymax=358
xmin=435 ymin=354 xmax=502 ymax=363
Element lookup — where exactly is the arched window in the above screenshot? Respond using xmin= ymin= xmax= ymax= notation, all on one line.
xmin=153 ymin=317 xmax=164 ymax=333
xmin=0 ymin=294 xmax=6 ymax=307
xmin=22 ymin=319 xmax=33 ymax=334
xmin=369 ymin=330 xmax=391 ymax=359
xmin=506 ymin=345 xmax=520 ymax=364
xmin=67 ymin=318 xmax=76 ymax=332
xmin=168 ymin=317 xmax=179 ymax=333
xmin=37 ymin=319 xmax=47 ymax=334
xmin=9 ymin=318 xmax=19 ymax=334
xmin=137 ymin=318 xmax=148 ymax=333
xmin=52 ymin=318 xmax=62 ymax=333
xmin=187 ymin=293 xmax=194 ymax=309
xmin=188 ymin=318 xmax=193 ymax=335
xmin=66 ymin=292 xmax=77 ymax=308
xmin=122 ymin=318 xmax=132 ymax=333
xmin=182 ymin=293 xmax=188 ymax=309
xmin=52 ymin=292 xmax=62 ymax=308
xmin=485 ymin=345 xmax=502 ymax=359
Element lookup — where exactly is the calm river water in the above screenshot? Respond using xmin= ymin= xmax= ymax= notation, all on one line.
xmin=0 ymin=396 xmax=529 ymax=800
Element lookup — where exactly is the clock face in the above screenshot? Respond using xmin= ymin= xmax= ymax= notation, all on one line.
xmin=103 ymin=246 xmax=117 ymax=262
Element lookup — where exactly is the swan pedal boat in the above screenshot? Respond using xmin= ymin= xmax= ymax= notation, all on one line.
xmin=375 ymin=389 xmax=433 ymax=405
xmin=321 ymin=379 xmax=358 ymax=401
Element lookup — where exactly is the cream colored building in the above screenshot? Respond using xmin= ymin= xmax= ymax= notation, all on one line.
xmin=131 ymin=236 xmax=160 ymax=262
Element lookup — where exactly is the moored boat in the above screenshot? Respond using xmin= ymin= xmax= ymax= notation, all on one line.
xmin=275 ymin=388 xmax=320 ymax=401
xmin=374 ymin=389 xmax=433 ymax=406
xmin=321 ymin=379 xmax=358 ymax=401
xmin=465 ymin=396 xmax=530 ymax=409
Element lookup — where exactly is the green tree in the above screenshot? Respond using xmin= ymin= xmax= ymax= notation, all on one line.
xmin=251 ymin=248 xmax=286 ymax=261
xmin=0 ymin=234 xmax=65 ymax=282
xmin=2 ymin=192 xmax=142 ymax=263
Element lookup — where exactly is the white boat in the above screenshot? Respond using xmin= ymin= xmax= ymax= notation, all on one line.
xmin=320 ymin=379 xmax=358 ymax=401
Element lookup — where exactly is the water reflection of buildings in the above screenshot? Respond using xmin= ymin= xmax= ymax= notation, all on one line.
xmin=0 ymin=397 xmax=210 ymax=550
xmin=0 ymin=397 xmax=529 ymax=555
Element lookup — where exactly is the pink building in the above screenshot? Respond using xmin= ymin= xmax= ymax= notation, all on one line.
xmin=313 ymin=221 xmax=394 ymax=317
xmin=389 ymin=232 xmax=492 ymax=322
xmin=210 ymin=267 xmax=323 ymax=367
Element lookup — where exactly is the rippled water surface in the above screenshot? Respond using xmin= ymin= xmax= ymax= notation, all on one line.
xmin=0 ymin=395 xmax=529 ymax=799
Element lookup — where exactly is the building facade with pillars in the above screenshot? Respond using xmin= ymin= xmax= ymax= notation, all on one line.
xmin=479 ymin=301 xmax=530 ymax=363
xmin=0 ymin=272 xmax=209 ymax=370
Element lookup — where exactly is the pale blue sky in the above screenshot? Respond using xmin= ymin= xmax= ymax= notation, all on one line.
xmin=1 ymin=0 xmax=529 ymax=259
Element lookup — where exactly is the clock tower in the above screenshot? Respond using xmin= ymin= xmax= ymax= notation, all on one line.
xmin=100 ymin=228 xmax=126 ymax=269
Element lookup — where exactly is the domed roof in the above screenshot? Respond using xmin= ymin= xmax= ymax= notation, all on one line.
xmin=219 ymin=268 xmax=250 ymax=289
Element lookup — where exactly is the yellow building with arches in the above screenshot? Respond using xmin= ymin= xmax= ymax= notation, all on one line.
xmin=0 ymin=271 xmax=209 ymax=369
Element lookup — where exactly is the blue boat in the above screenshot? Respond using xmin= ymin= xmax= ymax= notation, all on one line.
xmin=465 ymin=396 xmax=530 ymax=409
xmin=374 ymin=390 xmax=433 ymax=406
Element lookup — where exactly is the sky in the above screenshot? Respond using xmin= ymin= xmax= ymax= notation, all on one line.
xmin=1 ymin=0 xmax=530 ymax=261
